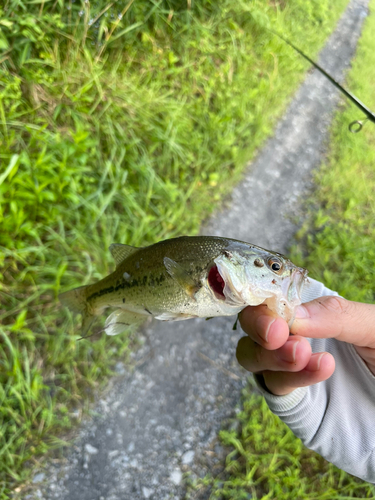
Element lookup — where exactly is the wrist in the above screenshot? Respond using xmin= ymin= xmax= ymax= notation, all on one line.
xmin=253 ymin=373 xmax=308 ymax=411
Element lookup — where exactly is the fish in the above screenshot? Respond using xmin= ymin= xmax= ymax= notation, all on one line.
xmin=59 ymin=235 xmax=308 ymax=336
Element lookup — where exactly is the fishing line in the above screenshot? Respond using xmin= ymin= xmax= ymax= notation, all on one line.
xmin=185 ymin=18 xmax=375 ymax=133
xmin=270 ymin=30 xmax=375 ymax=133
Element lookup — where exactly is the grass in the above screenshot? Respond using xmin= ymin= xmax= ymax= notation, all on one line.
xmin=0 ymin=0 xmax=350 ymax=497
xmin=187 ymin=0 xmax=375 ymax=498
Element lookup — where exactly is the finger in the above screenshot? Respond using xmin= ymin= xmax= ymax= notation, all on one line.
xmin=239 ymin=305 xmax=290 ymax=350
xmin=236 ymin=335 xmax=312 ymax=373
xmin=292 ymin=296 xmax=375 ymax=347
xmin=263 ymin=352 xmax=336 ymax=396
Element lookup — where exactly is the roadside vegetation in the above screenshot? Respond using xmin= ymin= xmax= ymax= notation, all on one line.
xmin=188 ymin=0 xmax=375 ymax=498
xmin=0 ymin=0 xmax=351 ymax=496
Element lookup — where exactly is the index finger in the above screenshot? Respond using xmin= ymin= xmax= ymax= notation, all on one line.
xmin=239 ymin=305 xmax=290 ymax=350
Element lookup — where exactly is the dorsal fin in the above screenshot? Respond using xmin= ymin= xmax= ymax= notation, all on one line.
xmin=109 ymin=243 xmax=139 ymax=267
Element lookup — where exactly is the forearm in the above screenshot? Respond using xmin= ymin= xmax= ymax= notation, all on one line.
xmin=259 ymin=339 xmax=375 ymax=482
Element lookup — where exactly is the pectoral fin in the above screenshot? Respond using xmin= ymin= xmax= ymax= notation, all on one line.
xmin=104 ymin=309 xmax=146 ymax=336
xmin=163 ymin=257 xmax=200 ymax=299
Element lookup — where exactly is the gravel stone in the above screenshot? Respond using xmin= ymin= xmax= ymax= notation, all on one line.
xmin=84 ymin=444 xmax=98 ymax=455
xmin=142 ymin=487 xmax=153 ymax=499
xmin=32 ymin=473 xmax=45 ymax=484
xmin=169 ymin=469 xmax=182 ymax=486
xmin=181 ymin=451 xmax=195 ymax=465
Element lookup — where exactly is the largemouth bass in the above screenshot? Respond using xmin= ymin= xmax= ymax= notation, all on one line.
xmin=59 ymin=236 xmax=308 ymax=336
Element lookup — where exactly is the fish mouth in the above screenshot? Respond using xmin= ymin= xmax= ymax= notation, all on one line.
xmin=281 ymin=266 xmax=308 ymax=308
xmin=207 ymin=265 xmax=226 ymax=299
xmin=264 ymin=266 xmax=308 ymax=325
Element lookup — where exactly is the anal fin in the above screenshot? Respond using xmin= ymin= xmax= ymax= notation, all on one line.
xmin=104 ymin=309 xmax=146 ymax=336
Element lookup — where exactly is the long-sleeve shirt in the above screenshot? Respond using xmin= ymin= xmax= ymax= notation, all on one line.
xmin=255 ymin=278 xmax=375 ymax=483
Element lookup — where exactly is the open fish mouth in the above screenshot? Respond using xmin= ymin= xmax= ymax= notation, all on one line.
xmin=207 ymin=265 xmax=226 ymax=299
xmin=208 ymin=258 xmax=262 ymax=308
xmin=208 ymin=258 xmax=250 ymax=307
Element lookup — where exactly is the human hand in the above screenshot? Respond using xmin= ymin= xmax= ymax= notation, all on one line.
xmin=236 ymin=296 xmax=375 ymax=396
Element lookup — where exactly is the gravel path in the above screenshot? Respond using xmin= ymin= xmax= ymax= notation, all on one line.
xmin=33 ymin=1 xmax=369 ymax=498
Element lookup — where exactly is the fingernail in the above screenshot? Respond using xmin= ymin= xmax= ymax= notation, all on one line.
xmin=255 ymin=316 xmax=275 ymax=343
xmin=308 ymin=353 xmax=325 ymax=371
xmin=280 ymin=340 xmax=299 ymax=363
xmin=316 ymin=353 xmax=325 ymax=370
xmin=295 ymin=305 xmax=309 ymax=319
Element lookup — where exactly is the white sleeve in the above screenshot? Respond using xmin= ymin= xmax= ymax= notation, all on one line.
xmin=255 ymin=278 xmax=375 ymax=483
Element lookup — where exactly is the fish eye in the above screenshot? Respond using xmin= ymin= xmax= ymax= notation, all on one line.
xmin=268 ymin=257 xmax=283 ymax=273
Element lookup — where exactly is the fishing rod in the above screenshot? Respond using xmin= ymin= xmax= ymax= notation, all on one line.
xmin=272 ymin=31 xmax=375 ymax=133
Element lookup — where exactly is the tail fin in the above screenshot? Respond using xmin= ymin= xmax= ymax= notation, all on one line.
xmin=59 ymin=285 xmax=95 ymax=336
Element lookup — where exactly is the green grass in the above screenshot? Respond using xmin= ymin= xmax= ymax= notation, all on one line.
xmin=0 ymin=0 xmax=350 ymax=496
xmin=187 ymin=0 xmax=375 ymax=498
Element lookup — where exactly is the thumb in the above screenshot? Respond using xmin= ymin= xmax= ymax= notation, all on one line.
xmin=291 ymin=296 xmax=375 ymax=348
